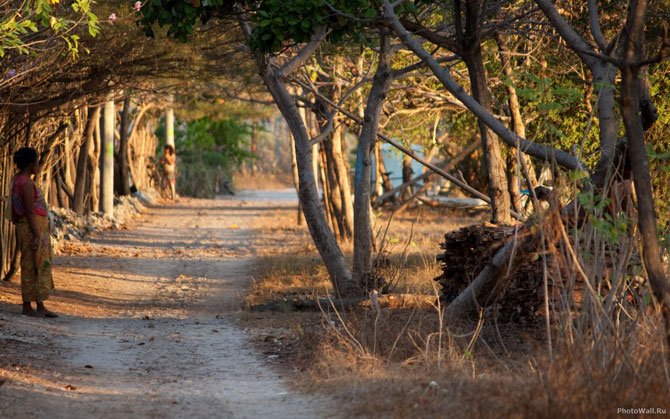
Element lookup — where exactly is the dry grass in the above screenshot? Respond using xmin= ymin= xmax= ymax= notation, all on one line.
xmin=302 ymin=308 xmax=669 ymax=418
xmin=245 ymin=253 xmax=332 ymax=307
xmin=242 ymin=202 xmax=670 ymax=418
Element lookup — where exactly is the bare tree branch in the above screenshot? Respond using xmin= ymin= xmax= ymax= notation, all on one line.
xmin=588 ymin=0 xmax=609 ymax=52
xmin=278 ymin=28 xmax=328 ymax=77
xmin=534 ymin=0 xmax=600 ymax=68
xmin=382 ymin=0 xmax=585 ymax=172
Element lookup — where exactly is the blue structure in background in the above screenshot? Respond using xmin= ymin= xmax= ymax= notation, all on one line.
xmin=371 ymin=143 xmax=425 ymax=188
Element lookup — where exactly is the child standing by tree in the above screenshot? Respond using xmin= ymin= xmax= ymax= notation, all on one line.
xmin=162 ymin=144 xmax=177 ymax=200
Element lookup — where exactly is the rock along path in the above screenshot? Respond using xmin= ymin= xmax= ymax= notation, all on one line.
xmin=0 ymin=190 xmax=329 ymax=418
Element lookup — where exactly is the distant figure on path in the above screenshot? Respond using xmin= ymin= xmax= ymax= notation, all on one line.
xmin=162 ymin=144 xmax=177 ymax=200
xmin=11 ymin=147 xmax=57 ymax=318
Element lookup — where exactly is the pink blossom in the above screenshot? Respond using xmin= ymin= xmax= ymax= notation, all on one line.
xmin=108 ymin=13 xmax=117 ymax=24
xmin=6 ymin=69 xmax=17 ymax=79
xmin=134 ymin=2 xmax=142 ymax=12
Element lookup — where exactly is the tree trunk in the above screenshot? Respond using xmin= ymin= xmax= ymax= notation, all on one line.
xmin=250 ymin=123 xmax=258 ymax=173
xmin=166 ymin=103 xmax=175 ymax=148
xmin=73 ymin=106 xmax=101 ymax=215
xmin=320 ymin=145 xmax=341 ymax=238
xmin=60 ymin=133 xmax=74 ymax=209
xmin=300 ymin=93 xmax=321 ymax=198
xmin=463 ymin=49 xmax=511 ymax=224
xmin=119 ymin=94 xmax=132 ymax=196
xmin=533 ymin=0 xmax=619 ymax=190
xmin=53 ymin=165 xmax=65 ymax=208
xmin=316 ymin=103 xmax=353 ymax=240
xmin=57 ymin=149 xmax=74 ymax=203
xmin=100 ymin=99 xmax=115 ymax=217
xmin=620 ymin=0 xmax=670 ymax=348
xmin=353 ymin=29 xmax=393 ymax=290
xmin=336 ymin=128 xmax=354 ymax=238
xmin=90 ymin=111 xmax=101 ymax=213
xmin=331 ymin=58 xmax=354 ymax=239
xmin=496 ymin=33 xmax=538 ymax=213
xmin=590 ymin=63 xmax=619 ymax=189
xmin=454 ymin=0 xmax=511 ymax=225
xmin=255 ymin=60 xmax=357 ymax=297
xmin=290 ymin=134 xmax=306 ymax=225
xmin=323 ymin=127 xmax=348 ymax=239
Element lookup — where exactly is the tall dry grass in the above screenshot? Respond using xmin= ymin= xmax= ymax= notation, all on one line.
xmin=245 ymin=187 xmax=669 ymax=417
xmin=303 ymin=185 xmax=670 ymax=417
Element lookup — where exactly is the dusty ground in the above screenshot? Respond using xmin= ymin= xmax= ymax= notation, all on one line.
xmin=0 ymin=189 xmax=331 ymax=418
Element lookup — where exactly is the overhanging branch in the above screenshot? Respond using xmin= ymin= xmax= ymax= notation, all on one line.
xmin=383 ymin=0 xmax=585 ymax=173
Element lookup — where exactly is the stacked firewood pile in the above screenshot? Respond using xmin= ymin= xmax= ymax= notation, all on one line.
xmin=435 ymin=223 xmax=559 ymax=323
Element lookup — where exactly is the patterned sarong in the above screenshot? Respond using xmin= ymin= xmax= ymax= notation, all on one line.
xmin=16 ymin=215 xmax=54 ymax=301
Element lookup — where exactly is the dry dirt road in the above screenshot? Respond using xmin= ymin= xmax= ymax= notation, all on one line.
xmin=0 ymin=190 xmax=329 ymax=418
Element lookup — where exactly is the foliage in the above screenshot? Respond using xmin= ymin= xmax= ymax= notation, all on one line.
xmin=140 ymin=0 xmax=404 ymax=52
xmin=647 ymin=61 xmax=670 ymax=229
xmin=0 ymin=0 xmax=99 ymax=58
xmin=248 ymin=0 xmax=379 ymax=52
xmin=138 ymin=0 xmax=235 ymax=42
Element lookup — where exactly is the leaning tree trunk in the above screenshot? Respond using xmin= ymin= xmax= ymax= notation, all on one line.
xmin=100 ymin=99 xmax=115 ymax=217
xmin=255 ymin=66 xmax=357 ymax=296
xmin=238 ymin=17 xmax=358 ymax=296
xmin=353 ymin=29 xmax=393 ymax=290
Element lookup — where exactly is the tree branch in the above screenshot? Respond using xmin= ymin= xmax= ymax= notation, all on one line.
xmin=534 ymin=0 xmax=599 ymax=68
xmin=398 ymin=19 xmax=462 ymax=54
xmin=383 ymin=1 xmax=585 ymax=172
xmin=291 ymin=75 xmax=523 ymax=220
xmin=587 ymin=0 xmax=609 ymax=52
xmin=278 ymin=28 xmax=328 ymax=77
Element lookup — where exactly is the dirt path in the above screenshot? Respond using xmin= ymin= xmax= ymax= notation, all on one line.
xmin=0 ymin=190 xmax=329 ymax=418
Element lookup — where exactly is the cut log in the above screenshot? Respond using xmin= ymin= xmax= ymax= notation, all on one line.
xmin=418 ymin=196 xmax=488 ymax=209
xmin=435 ymin=218 xmax=562 ymax=323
